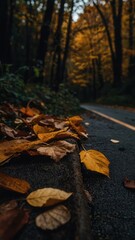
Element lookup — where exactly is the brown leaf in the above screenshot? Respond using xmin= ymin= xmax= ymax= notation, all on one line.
xmin=0 ymin=208 xmax=29 ymax=240
xmin=0 ymin=172 xmax=31 ymax=194
xmin=37 ymin=140 xmax=76 ymax=161
xmin=26 ymin=188 xmax=72 ymax=207
xmin=0 ymin=123 xmax=18 ymax=139
xmin=0 ymin=200 xmax=18 ymax=214
xmin=0 ymin=139 xmax=42 ymax=164
xmin=124 ymin=177 xmax=135 ymax=189
xmin=36 ymin=205 xmax=71 ymax=230
xmin=69 ymin=120 xmax=88 ymax=138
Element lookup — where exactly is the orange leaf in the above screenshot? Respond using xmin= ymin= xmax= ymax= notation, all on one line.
xmin=0 ymin=172 xmax=31 ymax=194
xmin=20 ymin=106 xmax=40 ymax=117
xmin=68 ymin=116 xmax=83 ymax=124
xmin=38 ymin=129 xmax=79 ymax=142
xmin=69 ymin=120 xmax=88 ymax=138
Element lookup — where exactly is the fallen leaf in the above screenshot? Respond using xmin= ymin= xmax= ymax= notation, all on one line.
xmin=69 ymin=120 xmax=88 ymax=138
xmin=124 ymin=177 xmax=135 ymax=189
xmin=37 ymin=128 xmax=79 ymax=142
xmin=37 ymin=140 xmax=76 ymax=161
xmin=84 ymin=122 xmax=90 ymax=126
xmin=0 ymin=172 xmax=31 ymax=194
xmin=0 ymin=200 xmax=18 ymax=214
xmin=20 ymin=106 xmax=40 ymax=117
xmin=26 ymin=188 xmax=72 ymax=207
xmin=35 ymin=205 xmax=71 ymax=230
xmin=80 ymin=149 xmax=110 ymax=177
xmin=0 ymin=123 xmax=18 ymax=139
xmin=0 ymin=139 xmax=42 ymax=164
xmin=110 ymin=139 xmax=119 ymax=143
xmin=68 ymin=116 xmax=83 ymax=124
xmin=0 ymin=208 xmax=29 ymax=240
xmin=33 ymin=124 xmax=53 ymax=135
xmin=84 ymin=190 xmax=92 ymax=203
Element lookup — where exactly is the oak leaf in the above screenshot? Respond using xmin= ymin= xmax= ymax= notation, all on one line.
xmin=80 ymin=149 xmax=110 ymax=177
xmin=26 ymin=188 xmax=72 ymax=207
xmin=37 ymin=140 xmax=76 ymax=161
xmin=36 ymin=205 xmax=71 ymax=230
xmin=0 ymin=172 xmax=31 ymax=194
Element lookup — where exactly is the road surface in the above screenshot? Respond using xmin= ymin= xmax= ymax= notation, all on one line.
xmin=81 ymin=104 xmax=135 ymax=240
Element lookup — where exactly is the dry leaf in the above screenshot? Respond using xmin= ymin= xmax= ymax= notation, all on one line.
xmin=26 ymin=188 xmax=72 ymax=207
xmin=0 ymin=139 xmax=42 ymax=164
xmin=20 ymin=106 xmax=40 ymax=117
xmin=124 ymin=177 xmax=135 ymax=189
xmin=0 ymin=172 xmax=31 ymax=194
xmin=68 ymin=116 xmax=83 ymax=124
xmin=0 ymin=123 xmax=18 ymax=139
xmin=110 ymin=139 xmax=119 ymax=143
xmin=0 ymin=208 xmax=29 ymax=240
xmin=69 ymin=120 xmax=88 ymax=138
xmin=37 ymin=140 xmax=76 ymax=161
xmin=33 ymin=124 xmax=53 ymax=135
xmin=37 ymin=128 xmax=79 ymax=142
xmin=80 ymin=149 xmax=110 ymax=177
xmin=36 ymin=205 xmax=71 ymax=230
xmin=0 ymin=200 xmax=18 ymax=214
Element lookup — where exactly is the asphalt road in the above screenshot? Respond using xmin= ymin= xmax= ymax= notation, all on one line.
xmin=81 ymin=104 xmax=135 ymax=240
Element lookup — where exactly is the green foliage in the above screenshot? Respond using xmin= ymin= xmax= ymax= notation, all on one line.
xmin=0 ymin=70 xmax=80 ymax=116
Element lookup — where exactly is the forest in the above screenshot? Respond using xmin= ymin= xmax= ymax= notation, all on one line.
xmin=0 ymin=0 xmax=135 ymax=111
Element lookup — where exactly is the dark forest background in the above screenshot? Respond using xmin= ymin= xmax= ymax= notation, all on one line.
xmin=0 ymin=0 xmax=135 ymax=112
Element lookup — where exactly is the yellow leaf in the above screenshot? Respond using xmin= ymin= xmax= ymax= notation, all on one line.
xmin=37 ymin=129 xmax=79 ymax=142
xmin=80 ymin=150 xmax=110 ymax=177
xmin=0 ymin=172 xmax=31 ymax=194
xmin=35 ymin=205 xmax=71 ymax=230
xmin=37 ymin=140 xmax=76 ymax=161
xmin=26 ymin=188 xmax=72 ymax=207
xmin=33 ymin=124 xmax=51 ymax=135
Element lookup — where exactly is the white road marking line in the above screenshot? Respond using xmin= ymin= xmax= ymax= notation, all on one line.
xmin=83 ymin=107 xmax=135 ymax=131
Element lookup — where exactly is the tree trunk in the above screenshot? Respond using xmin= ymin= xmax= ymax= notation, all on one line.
xmin=37 ymin=0 xmax=55 ymax=69
xmin=61 ymin=0 xmax=74 ymax=83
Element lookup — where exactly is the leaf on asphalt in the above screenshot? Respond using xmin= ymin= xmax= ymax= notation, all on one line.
xmin=35 ymin=205 xmax=71 ymax=230
xmin=0 ymin=208 xmax=29 ymax=240
xmin=84 ymin=190 xmax=92 ymax=203
xmin=0 ymin=172 xmax=31 ymax=194
xmin=37 ymin=140 xmax=76 ymax=161
xmin=84 ymin=122 xmax=90 ymax=126
xmin=37 ymin=128 xmax=79 ymax=142
xmin=80 ymin=149 xmax=110 ymax=177
xmin=68 ymin=116 xmax=83 ymax=124
xmin=20 ymin=106 xmax=40 ymax=117
xmin=0 ymin=200 xmax=18 ymax=214
xmin=123 ymin=177 xmax=135 ymax=189
xmin=110 ymin=139 xmax=120 ymax=143
xmin=26 ymin=188 xmax=72 ymax=207
xmin=0 ymin=139 xmax=42 ymax=164
xmin=69 ymin=120 xmax=88 ymax=138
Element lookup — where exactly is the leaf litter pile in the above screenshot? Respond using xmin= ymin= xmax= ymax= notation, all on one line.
xmin=0 ymin=102 xmax=111 ymax=239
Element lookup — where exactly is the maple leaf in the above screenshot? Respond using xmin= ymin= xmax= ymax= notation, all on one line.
xmin=26 ymin=188 xmax=72 ymax=207
xmin=37 ymin=140 xmax=76 ymax=161
xmin=36 ymin=205 xmax=71 ymax=230
xmin=80 ymin=149 xmax=110 ymax=177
